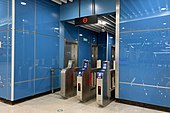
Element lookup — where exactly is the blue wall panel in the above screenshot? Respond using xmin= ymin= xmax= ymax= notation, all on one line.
xmin=14 ymin=81 xmax=34 ymax=100
xmin=78 ymin=27 xmax=98 ymax=67
xmin=14 ymin=31 xmax=34 ymax=82
xmin=0 ymin=32 xmax=9 ymax=99
xmin=80 ymin=0 xmax=92 ymax=17
xmin=63 ymin=22 xmax=78 ymax=41
xmin=0 ymin=0 xmax=10 ymax=31
xmin=119 ymin=0 xmax=170 ymax=107
xmin=35 ymin=78 xmax=51 ymax=94
xmin=120 ymin=30 xmax=170 ymax=86
xmin=60 ymin=0 xmax=79 ymax=21
xmin=35 ymin=34 xmax=59 ymax=79
xmin=13 ymin=0 xmax=60 ymax=100
xmin=35 ymin=0 xmax=60 ymax=97
xmin=98 ymin=32 xmax=107 ymax=61
xmin=95 ymin=0 xmax=116 ymax=15
xmin=14 ymin=0 xmax=35 ymax=100
xmin=36 ymin=0 xmax=60 ymax=36
xmin=0 ymin=0 xmax=12 ymax=100
xmin=120 ymin=83 xmax=170 ymax=108
xmin=60 ymin=0 xmax=116 ymax=21
xmin=15 ymin=0 xmax=35 ymax=32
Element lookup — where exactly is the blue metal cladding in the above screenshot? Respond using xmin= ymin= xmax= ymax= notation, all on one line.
xmin=35 ymin=0 xmax=60 ymax=94
xmin=60 ymin=0 xmax=79 ymax=21
xmin=14 ymin=32 xmax=34 ymax=82
xmin=14 ymin=0 xmax=60 ymax=100
xmin=15 ymin=0 xmax=35 ymax=32
xmin=62 ymin=22 xmax=79 ymax=41
xmin=78 ymin=28 xmax=98 ymax=67
xmin=14 ymin=0 xmax=35 ymax=100
xmin=36 ymin=0 xmax=60 ymax=37
xmin=98 ymin=32 xmax=107 ymax=61
xmin=0 ymin=0 xmax=10 ymax=31
xmin=120 ymin=0 xmax=170 ymax=107
xmin=35 ymin=34 xmax=60 ymax=94
xmin=60 ymin=0 xmax=116 ymax=21
xmin=0 ymin=0 xmax=12 ymax=100
xmin=95 ymin=0 xmax=116 ymax=15
xmin=80 ymin=0 xmax=92 ymax=17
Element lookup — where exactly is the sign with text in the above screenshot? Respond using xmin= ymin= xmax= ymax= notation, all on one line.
xmin=75 ymin=15 xmax=98 ymax=26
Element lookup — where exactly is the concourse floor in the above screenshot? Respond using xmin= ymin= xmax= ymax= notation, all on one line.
xmin=0 ymin=92 xmax=168 ymax=113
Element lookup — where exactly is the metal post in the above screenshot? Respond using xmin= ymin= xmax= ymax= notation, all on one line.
xmin=115 ymin=0 xmax=120 ymax=98
xmin=92 ymin=0 xmax=95 ymax=15
xmin=51 ymin=68 xmax=55 ymax=93
xmin=106 ymin=32 xmax=109 ymax=61
xmin=11 ymin=0 xmax=15 ymax=101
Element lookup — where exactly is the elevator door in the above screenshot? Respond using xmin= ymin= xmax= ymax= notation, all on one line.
xmin=64 ymin=40 xmax=78 ymax=68
xmin=92 ymin=45 xmax=98 ymax=68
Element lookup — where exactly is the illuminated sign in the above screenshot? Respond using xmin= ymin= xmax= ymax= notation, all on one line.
xmin=75 ymin=15 xmax=98 ymax=26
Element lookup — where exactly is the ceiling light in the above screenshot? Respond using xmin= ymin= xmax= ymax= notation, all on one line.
xmin=98 ymin=20 xmax=107 ymax=25
xmin=54 ymin=28 xmax=59 ymax=30
xmin=110 ymin=37 xmax=113 ymax=39
xmin=161 ymin=8 xmax=166 ymax=11
xmin=21 ymin=2 xmax=26 ymax=6
xmin=163 ymin=23 xmax=167 ymax=25
xmin=79 ymin=34 xmax=83 ymax=37
xmin=101 ymin=21 xmax=107 ymax=25
xmin=98 ymin=20 xmax=102 ymax=24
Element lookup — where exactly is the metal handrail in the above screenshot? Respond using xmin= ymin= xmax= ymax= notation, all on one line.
xmin=50 ymin=68 xmax=62 ymax=94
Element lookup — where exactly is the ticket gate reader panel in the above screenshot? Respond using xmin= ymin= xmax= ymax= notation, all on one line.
xmin=77 ymin=60 xmax=98 ymax=102
xmin=96 ymin=61 xmax=115 ymax=106
xmin=60 ymin=60 xmax=76 ymax=98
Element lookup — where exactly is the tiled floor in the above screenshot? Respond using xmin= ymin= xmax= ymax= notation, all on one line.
xmin=0 ymin=92 xmax=168 ymax=113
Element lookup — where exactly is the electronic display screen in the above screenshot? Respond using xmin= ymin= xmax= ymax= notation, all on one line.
xmin=75 ymin=15 xmax=98 ymax=26
xmin=78 ymin=71 xmax=82 ymax=76
xmin=97 ymin=72 xmax=103 ymax=78
xmin=84 ymin=62 xmax=88 ymax=68
xmin=103 ymin=63 xmax=107 ymax=69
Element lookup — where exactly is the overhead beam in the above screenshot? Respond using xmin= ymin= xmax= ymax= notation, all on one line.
xmin=102 ymin=16 xmax=116 ymax=24
xmin=109 ymin=15 xmax=116 ymax=20
xmin=51 ymin=0 xmax=62 ymax=5
xmin=61 ymin=0 xmax=67 ymax=3
xmin=81 ymin=25 xmax=100 ymax=33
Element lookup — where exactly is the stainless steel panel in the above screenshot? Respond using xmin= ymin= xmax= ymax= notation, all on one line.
xmin=64 ymin=40 xmax=78 ymax=68
xmin=92 ymin=45 xmax=98 ymax=68
xmin=115 ymin=0 xmax=120 ymax=98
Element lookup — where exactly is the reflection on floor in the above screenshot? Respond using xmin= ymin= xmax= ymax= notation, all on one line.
xmin=0 ymin=92 xmax=168 ymax=113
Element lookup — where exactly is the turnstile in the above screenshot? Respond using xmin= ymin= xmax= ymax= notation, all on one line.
xmin=60 ymin=60 xmax=77 ymax=98
xmin=77 ymin=60 xmax=98 ymax=102
xmin=96 ymin=61 xmax=115 ymax=106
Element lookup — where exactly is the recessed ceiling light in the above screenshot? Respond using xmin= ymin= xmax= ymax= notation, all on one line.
xmin=54 ymin=28 xmax=59 ymax=30
xmin=21 ymin=2 xmax=26 ymax=6
xmin=110 ymin=37 xmax=113 ymax=39
xmin=163 ymin=22 xmax=167 ymax=25
xmin=101 ymin=21 xmax=107 ymax=25
xmin=79 ymin=34 xmax=83 ymax=37
xmin=161 ymin=8 xmax=166 ymax=11
xmin=98 ymin=20 xmax=107 ymax=25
